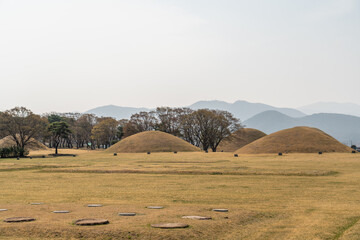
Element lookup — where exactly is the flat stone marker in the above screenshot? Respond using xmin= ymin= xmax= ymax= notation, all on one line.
xmin=212 ymin=209 xmax=228 ymax=212
xmin=147 ymin=206 xmax=163 ymax=209
xmin=119 ymin=213 xmax=136 ymax=216
xmin=30 ymin=203 xmax=44 ymax=205
xmin=53 ymin=210 xmax=70 ymax=213
xmin=87 ymin=204 xmax=102 ymax=207
xmin=75 ymin=218 xmax=109 ymax=226
xmin=182 ymin=216 xmax=212 ymax=220
xmin=151 ymin=223 xmax=189 ymax=229
xmin=4 ymin=217 xmax=36 ymax=223
xmin=0 ymin=209 xmax=8 ymax=212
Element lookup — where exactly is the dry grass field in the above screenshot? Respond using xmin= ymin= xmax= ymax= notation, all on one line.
xmin=1 ymin=149 xmax=360 ymax=239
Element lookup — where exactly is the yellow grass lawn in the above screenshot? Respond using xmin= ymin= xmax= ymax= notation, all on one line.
xmin=0 ymin=150 xmax=360 ymax=239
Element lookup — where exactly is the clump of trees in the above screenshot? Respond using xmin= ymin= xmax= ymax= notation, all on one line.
xmin=43 ymin=113 xmax=124 ymax=152
xmin=0 ymin=106 xmax=242 ymax=155
xmin=123 ymin=107 xmax=242 ymax=151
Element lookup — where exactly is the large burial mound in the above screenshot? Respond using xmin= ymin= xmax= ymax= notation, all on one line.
xmin=107 ymin=131 xmax=200 ymax=153
xmin=218 ymin=128 xmax=266 ymax=152
xmin=236 ymin=127 xmax=353 ymax=154
xmin=0 ymin=136 xmax=48 ymax=151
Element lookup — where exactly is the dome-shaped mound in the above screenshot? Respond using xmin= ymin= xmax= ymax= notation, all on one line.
xmin=235 ymin=127 xmax=353 ymax=154
xmin=0 ymin=136 xmax=48 ymax=151
xmin=107 ymin=131 xmax=200 ymax=153
xmin=218 ymin=128 xmax=266 ymax=152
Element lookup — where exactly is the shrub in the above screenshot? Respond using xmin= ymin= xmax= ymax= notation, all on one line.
xmin=0 ymin=146 xmax=29 ymax=158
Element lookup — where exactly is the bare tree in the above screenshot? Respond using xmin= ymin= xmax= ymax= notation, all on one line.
xmin=180 ymin=109 xmax=241 ymax=152
xmin=0 ymin=107 xmax=47 ymax=155
xmin=91 ymin=118 xmax=118 ymax=148
xmin=74 ymin=114 xmax=97 ymax=149
xmin=207 ymin=110 xmax=242 ymax=152
xmin=155 ymin=107 xmax=192 ymax=136
xmin=123 ymin=111 xmax=158 ymax=137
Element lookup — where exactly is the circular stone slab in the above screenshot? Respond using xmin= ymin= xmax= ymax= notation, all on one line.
xmin=147 ymin=206 xmax=163 ymax=209
xmin=119 ymin=213 xmax=136 ymax=216
xmin=30 ymin=203 xmax=44 ymax=205
xmin=212 ymin=209 xmax=228 ymax=212
xmin=0 ymin=209 xmax=8 ymax=212
xmin=182 ymin=216 xmax=212 ymax=220
xmin=151 ymin=223 xmax=189 ymax=229
xmin=75 ymin=219 xmax=109 ymax=226
xmin=4 ymin=217 xmax=36 ymax=223
xmin=53 ymin=210 xmax=70 ymax=213
xmin=87 ymin=204 xmax=102 ymax=207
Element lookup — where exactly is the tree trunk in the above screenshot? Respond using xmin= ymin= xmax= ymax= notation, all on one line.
xmin=54 ymin=142 xmax=59 ymax=155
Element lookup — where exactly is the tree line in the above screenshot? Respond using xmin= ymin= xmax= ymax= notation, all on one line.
xmin=0 ymin=106 xmax=242 ymax=156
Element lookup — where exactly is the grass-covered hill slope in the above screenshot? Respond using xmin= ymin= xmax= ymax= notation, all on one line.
xmin=107 ymin=131 xmax=200 ymax=153
xmin=236 ymin=126 xmax=353 ymax=154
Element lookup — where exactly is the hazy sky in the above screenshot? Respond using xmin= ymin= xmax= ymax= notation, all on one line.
xmin=0 ymin=0 xmax=359 ymax=113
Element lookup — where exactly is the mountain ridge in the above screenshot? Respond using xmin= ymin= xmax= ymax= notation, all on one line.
xmin=298 ymin=102 xmax=360 ymax=117
xmin=85 ymin=105 xmax=149 ymax=119
xmin=244 ymin=111 xmax=360 ymax=145
xmin=85 ymin=100 xmax=308 ymax=120
xmin=189 ymin=100 xmax=306 ymax=120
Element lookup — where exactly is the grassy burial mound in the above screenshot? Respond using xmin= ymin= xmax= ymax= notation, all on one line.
xmin=107 ymin=131 xmax=200 ymax=153
xmin=236 ymin=126 xmax=353 ymax=154
xmin=0 ymin=135 xmax=48 ymax=151
xmin=218 ymin=128 xmax=266 ymax=152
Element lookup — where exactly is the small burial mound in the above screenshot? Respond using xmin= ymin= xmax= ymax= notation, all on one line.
xmin=218 ymin=128 xmax=266 ymax=152
xmin=107 ymin=131 xmax=200 ymax=153
xmin=0 ymin=136 xmax=48 ymax=151
xmin=236 ymin=126 xmax=353 ymax=154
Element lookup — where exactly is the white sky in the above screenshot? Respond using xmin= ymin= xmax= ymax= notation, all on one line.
xmin=0 ymin=0 xmax=359 ymax=113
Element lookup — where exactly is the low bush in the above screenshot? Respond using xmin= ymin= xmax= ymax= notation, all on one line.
xmin=0 ymin=146 xmax=29 ymax=158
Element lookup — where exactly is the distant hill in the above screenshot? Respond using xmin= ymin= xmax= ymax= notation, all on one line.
xmin=189 ymin=100 xmax=306 ymax=120
xmin=85 ymin=105 xmax=149 ymax=119
xmin=244 ymin=111 xmax=360 ymax=145
xmin=299 ymin=102 xmax=360 ymax=117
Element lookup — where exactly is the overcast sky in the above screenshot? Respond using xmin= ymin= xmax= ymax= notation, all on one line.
xmin=0 ymin=0 xmax=359 ymax=113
